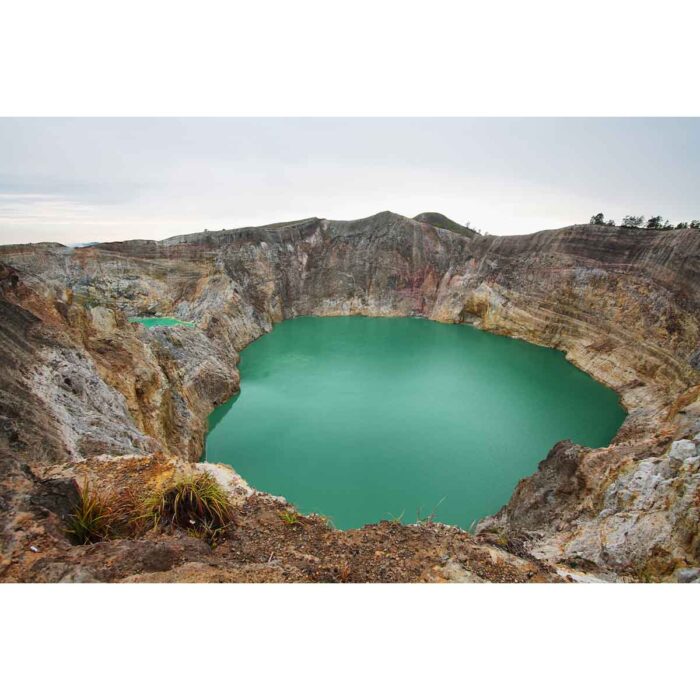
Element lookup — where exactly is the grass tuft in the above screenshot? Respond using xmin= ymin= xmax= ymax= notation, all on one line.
xmin=278 ymin=510 xmax=300 ymax=526
xmin=141 ymin=472 xmax=234 ymax=542
xmin=315 ymin=513 xmax=335 ymax=529
xmin=65 ymin=481 xmax=113 ymax=545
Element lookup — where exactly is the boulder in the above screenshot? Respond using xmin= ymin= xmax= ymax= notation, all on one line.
xmin=669 ymin=439 xmax=697 ymax=462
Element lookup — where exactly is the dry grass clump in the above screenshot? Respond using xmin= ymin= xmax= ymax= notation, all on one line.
xmin=66 ymin=482 xmax=142 ymax=544
xmin=109 ymin=487 xmax=143 ymax=535
xmin=141 ymin=472 xmax=235 ymax=542
xmin=64 ymin=473 xmax=235 ymax=546
xmin=65 ymin=481 xmax=114 ymax=545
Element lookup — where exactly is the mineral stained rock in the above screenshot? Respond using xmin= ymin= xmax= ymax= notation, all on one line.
xmin=1 ymin=211 xmax=698 ymax=582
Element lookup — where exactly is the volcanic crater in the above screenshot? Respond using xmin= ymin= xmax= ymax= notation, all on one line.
xmin=1 ymin=211 xmax=699 ymax=582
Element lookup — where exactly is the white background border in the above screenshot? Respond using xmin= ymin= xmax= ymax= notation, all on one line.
xmin=2 ymin=0 xmax=700 ymax=116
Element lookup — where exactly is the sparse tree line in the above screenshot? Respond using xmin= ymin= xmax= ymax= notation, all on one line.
xmin=589 ymin=212 xmax=700 ymax=230
xmin=465 ymin=221 xmax=488 ymax=235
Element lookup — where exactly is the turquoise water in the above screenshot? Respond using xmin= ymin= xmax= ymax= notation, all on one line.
xmin=129 ymin=317 xmax=194 ymax=328
xmin=205 ymin=317 xmax=625 ymax=530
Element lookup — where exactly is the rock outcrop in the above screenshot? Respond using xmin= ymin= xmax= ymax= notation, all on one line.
xmin=1 ymin=211 xmax=699 ymax=582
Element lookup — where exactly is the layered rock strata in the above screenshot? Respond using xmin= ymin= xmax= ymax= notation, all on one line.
xmin=1 ymin=211 xmax=698 ymax=581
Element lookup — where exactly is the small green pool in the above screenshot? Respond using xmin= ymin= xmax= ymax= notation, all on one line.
xmin=129 ymin=316 xmax=194 ymax=328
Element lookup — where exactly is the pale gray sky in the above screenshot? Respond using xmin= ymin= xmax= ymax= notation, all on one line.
xmin=1 ymin=118 xmax=699 ymax=244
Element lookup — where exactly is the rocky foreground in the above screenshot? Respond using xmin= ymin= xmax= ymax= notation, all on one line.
xmin=1 ymin=211 xmax=699 ymax=582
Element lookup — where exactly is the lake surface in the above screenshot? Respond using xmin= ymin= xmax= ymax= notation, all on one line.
xmin=204 ymin=317 xmax=625 ymax=530
xmin=129 ymin=317 xmax=194 ymax=328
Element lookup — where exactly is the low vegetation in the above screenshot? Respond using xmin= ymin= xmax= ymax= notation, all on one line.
xmin=387 ymin=510 xmax=405 ymax=524
xmin=65 ymin=481 xmax=114 ymax=545
xmin=65 ymin=472 xmax=236 ymax=546
xmin=590 ymin=212 xmax=700 ymax=230
xmin=141 ymin=472 xmax=235 ymax=542
xmin=415 ymin=496 xmax=447 ymax=525
xmin=314 ymin=513 xmax=335 ymax=528
xmin=278 ymin=510 xmax=300 ymax=526
xmin=464 ymin=220 xmax=489 ymax=235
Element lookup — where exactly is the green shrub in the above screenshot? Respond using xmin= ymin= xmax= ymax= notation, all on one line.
xmin=278 ymin=510 xmax=300 ymax=526
xmin=142 ymin=473 xmax=234 ymax=540
xmin=622 ymin=215 xmax=645 ymax=228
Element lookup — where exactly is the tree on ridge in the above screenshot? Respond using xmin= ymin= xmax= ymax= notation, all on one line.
xmin=622 ymin=215 xmax=645 ymax=228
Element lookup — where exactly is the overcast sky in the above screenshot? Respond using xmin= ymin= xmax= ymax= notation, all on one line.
xmin=1 ymin=118 xmax=698 ymax=245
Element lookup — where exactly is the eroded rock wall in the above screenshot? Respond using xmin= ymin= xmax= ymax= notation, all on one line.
xmin=1 ymin=212 xmax=699 ymax=580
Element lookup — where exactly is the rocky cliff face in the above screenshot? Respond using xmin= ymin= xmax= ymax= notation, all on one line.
xmin=1 ymin=211 xmax=699 ymax=582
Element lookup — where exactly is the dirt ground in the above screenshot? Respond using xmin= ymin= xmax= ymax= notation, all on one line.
xmin=0 ymin=454 xmax=565 ymax=583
